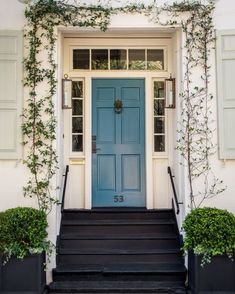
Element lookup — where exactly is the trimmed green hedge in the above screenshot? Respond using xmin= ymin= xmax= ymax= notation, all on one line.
xmin=0 ymin=207 xmax=49 ymax=262
xmin=183 ymin=207 xmax=235 ymax=265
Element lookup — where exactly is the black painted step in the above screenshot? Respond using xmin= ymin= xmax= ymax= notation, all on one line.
xmin=57 ymin=249 xmax=183 ymax=265
xmin=60 ymin=233 xmax=178 ymax=240
xmin=50 ymin=209 xmax=186 ymax=293
xmin=49 ymin=280 xmax=186 ymax=293
xmin=60 ymin=221 xmax=175 ymax=235
xmin=62 ymin=209 xmax=174 ymax=221
xmin=59 ymin=237 xmax=179 ymax=250
xmin=61 ymin=219 xmax=175 ymax=225
xmin=53 ymin=263 xmax=186 ymax=273
xmin=53 ymin=263 xmax=186 ymax=282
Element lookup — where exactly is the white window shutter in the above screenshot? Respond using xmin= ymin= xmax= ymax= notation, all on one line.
xmin=217 ymin=30 xmax=235 ymax=159
xmin=0 ymin=31 xmax=23 ymax=159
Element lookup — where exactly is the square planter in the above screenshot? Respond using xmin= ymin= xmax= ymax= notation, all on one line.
xmin=0 ymin=252 xmax=46 ymax=294
xmin=188 ymin=250 xmax=235 ymax=294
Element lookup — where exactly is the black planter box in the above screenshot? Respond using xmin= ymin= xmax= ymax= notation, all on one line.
xmin=0 ymin=252 xmax=46 ymax=294
xmin=188 ymin=250 xmax=235 ymax=294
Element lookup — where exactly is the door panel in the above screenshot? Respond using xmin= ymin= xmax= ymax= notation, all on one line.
xmin=122 ymin=87 xmax=140 ymax=101
xmin=92 ymin=79 xmax=145 ymax=207
xmin=121 ymin=108 xmax=140 ymax=144
xmin=121 ymin=155 xmax=141 ymax=191
xmin=97 ymin=87 xmax=116 ymax=101
xmin=97 ymin=108 xmax=115 ymax=143
xmin=97 ymin=155 xmax=116 ymax=191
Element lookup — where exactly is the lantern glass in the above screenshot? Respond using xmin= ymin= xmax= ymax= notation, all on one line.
xmin=165 ymin=78 xmax=175 ymax=108
xmin=62 ymin=78 xmax=72 ymax=109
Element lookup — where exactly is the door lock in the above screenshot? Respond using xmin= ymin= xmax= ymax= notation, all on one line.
xmin=92 ymin=135 xmax=101 ymax=153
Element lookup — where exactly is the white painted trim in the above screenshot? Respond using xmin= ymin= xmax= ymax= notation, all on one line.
xmin=63 ymin=34 xmax=173 ymax=209
xmin=146 ymin=76 xmax=154 ymax=209
xmin=85 ymin=77 xmax=92 ymax=209
xmin=55 ymin=29 xmax=64 ymax=235
xmin=67 ymin=73 xmax=170 ymax=210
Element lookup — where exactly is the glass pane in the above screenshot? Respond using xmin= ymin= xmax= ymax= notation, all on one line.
xmin=72 ymin=81 xmax=83 ymax=98
xmin=73 ymin=49 xmax=89 ymax=69
xmin=154 ymin=135 xmax=165 ymax=152
xmin=72 ymin=135 xmax=83 ymax=152
xmin=72 ymin=117 xmax=83 ymax=133
xmin=147 ymin=49 xmax=164 ymax=70
xmin=154 ymin=100 xmax=165 ymax=116
xmin=92 ymin=49 xmax=108 ymax=70
xmin=154 ymin=81 xmax=164 ymax=98
xmin=154 ymin=117 xmax=165 ymax=134
xmin=72 ymin=100 xmax=83 ymax=115
xmin=129 ymin=49 xmax=145 ymax=70
xmin=110 ymin=49 xmax=127 ymax=70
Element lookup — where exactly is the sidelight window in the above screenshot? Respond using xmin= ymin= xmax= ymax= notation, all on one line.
xmin=71 ymin=80 xmax=84 ymax=152
xmin=153 ymin=81 xmax=166 ymax=153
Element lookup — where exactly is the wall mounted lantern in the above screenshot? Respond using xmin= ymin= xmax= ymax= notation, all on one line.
xmin=165 ymin=76 xmax=176 ymax=109
xmin=62 ymin=74 xmax=72 ymax=109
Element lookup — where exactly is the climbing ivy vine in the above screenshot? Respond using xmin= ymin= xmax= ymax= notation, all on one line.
xmin=152 ymin=0 xmax=226 ymax=208
xmin=22 ymin=0 xmax=223 ymax=213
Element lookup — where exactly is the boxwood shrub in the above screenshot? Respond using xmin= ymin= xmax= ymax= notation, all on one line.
xmin=183 ymin=207 xmax=235 ymax=265
xmin=0 ymin=207 xmax=49 ymax=262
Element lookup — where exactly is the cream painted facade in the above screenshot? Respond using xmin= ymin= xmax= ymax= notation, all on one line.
xmin=1 ymin=0 xmax=235 ymax=280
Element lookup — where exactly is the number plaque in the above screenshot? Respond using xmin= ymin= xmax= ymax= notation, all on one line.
xmin=114 ymin=195 xmax=125 ymax=203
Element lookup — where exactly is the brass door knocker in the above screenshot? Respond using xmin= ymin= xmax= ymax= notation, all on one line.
xmin=114 ymin=99 xmax=123 ymax=114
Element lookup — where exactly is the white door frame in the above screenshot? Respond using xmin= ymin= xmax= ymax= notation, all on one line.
xmin=62 ymin=35 xmax=173 ymax=210
xmin=85 ymin=74 xmax=153 ymax=209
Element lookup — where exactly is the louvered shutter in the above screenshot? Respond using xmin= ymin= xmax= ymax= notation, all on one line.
xmin=0 ymin=31 xmax=23 ymax=159
xmin=217 ymin=30 xmax=235 ymax=159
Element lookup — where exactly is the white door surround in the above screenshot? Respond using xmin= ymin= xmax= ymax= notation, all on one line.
xmin=61 ymin=30 xmax=175 ymax=210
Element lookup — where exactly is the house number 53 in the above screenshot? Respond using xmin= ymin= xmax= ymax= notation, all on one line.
xmin=114 ymin=195 xmax=124 ymax=203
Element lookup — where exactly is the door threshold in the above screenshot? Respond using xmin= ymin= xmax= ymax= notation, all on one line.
xmin=62 ymin=208 xmax=174 ymax=212
xmin=91 ymin=207 xmax=147 ymax=211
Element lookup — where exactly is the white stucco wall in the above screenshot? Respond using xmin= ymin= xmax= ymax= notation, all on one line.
xmin=1 ymin=0 xmax=235 ymax=280
xmin=208 ymin=0 xmax=235 ymax=214
xmin=0 ymin=0 xmax=25 ymax=30
xmin=0 ymin=0 xmax=235 ymax=208
xmin=0 ymin=1 xmax=27 ymax=212
xmin=215 ymin=0 xmax=235 ymax=30
xmin=2 ymin=0 xmax=235 ymax=31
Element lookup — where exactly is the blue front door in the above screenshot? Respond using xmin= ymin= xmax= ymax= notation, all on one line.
xmin=92 ymin=79 xmax=145 ymax=207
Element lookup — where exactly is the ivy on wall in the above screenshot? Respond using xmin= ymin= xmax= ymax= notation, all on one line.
xmin=153 ymin=0 xmax=226 ymax=208
xmin=22 ymin=0 xmax=223 ymax=213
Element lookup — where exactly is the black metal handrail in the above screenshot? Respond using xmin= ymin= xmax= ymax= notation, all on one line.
xmin=60 ymin=165 xmax=69 ymax=213
xmin=167 ymin=166 xmax=183 ymax=215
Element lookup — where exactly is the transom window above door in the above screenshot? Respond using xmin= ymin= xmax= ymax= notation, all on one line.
xmin=72 ymin=48 xmax=165 ymax=71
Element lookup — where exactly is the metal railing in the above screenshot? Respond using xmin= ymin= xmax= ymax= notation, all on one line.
xmin=60 ymin=165 xmax=69 ymax=213
xmin=167 ymin=166 xmax=183 ymax=215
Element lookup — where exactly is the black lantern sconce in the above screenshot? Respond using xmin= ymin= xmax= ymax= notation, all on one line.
xmin=165 ymin=76 xmax=176 ymax=109
xmin=114 ymin=99 xmax=123 ymax=114
xmin=62 ymin=74 xmax=72 ymax=109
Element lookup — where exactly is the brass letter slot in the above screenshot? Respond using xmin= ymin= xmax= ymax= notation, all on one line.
xmin=69 ymin=158 xmax=85 ymax=165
